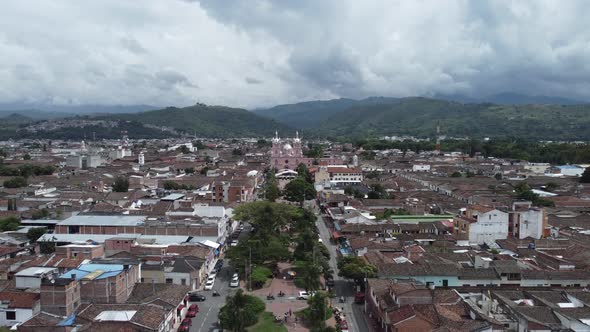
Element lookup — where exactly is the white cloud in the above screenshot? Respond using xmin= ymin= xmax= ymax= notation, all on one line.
xmin=1 ymin=0 xmax=590 ymax=109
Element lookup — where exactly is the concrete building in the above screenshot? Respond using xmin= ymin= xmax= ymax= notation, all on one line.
xmin=59 ymin=261 xmax=140 ymax=304
xmin=454 ymin=207 xmax=509 ymax=245
xmin=0 ymin=291 xmax=40 ymax=328
xmin=15 ymin=267 xmax=59 ymax=290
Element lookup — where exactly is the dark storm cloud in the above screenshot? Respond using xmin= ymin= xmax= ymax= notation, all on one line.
xmin=1 ymin=0 xmax=590 ymax=107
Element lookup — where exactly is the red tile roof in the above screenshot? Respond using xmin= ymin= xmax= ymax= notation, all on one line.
xmin=0 ymin=291 xmax=40 ymax=308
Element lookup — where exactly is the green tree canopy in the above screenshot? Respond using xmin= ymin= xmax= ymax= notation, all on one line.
xmin=3 ymin=176 xmax=27 ymax=188
xmin=219 ymin=289 xmax=265 ymax=332
xmin=283 ymin=177 xmax=316 ymax=204
xmin=337 ymin=256 xmax=378 ymax=281
xmin=581 ymin=167 xmax=590 ymax=183
xmin=262 ymin=170 xmax=280 ymax=202
xmin=27 ymin=227 xmax=47 ymax=243
xmin=112 ymin=176 xmax=129 ymax=192
xmin=0 ymin=217 xmax=20 ymax=232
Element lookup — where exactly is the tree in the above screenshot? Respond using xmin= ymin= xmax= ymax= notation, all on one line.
xmin=307 ymin=292 xmax=329 ymax=331
xmin=0 ymin=217 xmax=20 ymax=232
xmin=27 ymin=227 xmax=47 ymax=243
xmin=337 ymin=256 xmax=377 ymax=282
xmin=23 ymin=154 xmax=31 ymax=160
xmin=219 ymin=289 xmax=265 ymax=332
xmin=250 ymin=266 xmax=273 ymax=289
xmin=233 ymin=201 xmax=300 ymax=239
xmin=283 ymin=177 xmax=316 ymax=205
xmin=494 ymin=173 xmax=502 ymax=180
xmin=581 ymin=167 xmax=590 ymax=183
xmin=367 ymin=183 xmax=388 ymax=199
xmin=3 ymin=176 xmax=27 ymax=188
xmin=177 ymin=145 xmax=190 ymax=154
xmin=450 ymin=171 xmax=462 ymax=177
xmin=299 ymin=262 xmax=322 ymax=292
xmin=262 ymin=171 xmax=280 ymax=202
xmin=112 ymin=176 xmax=129 ymax=192
xmin=184 ymin=167 xmax=195 ymax=174
xmin=296 ymin=163 xmax=310 ymax=181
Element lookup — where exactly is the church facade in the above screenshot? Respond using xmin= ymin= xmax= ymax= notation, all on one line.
xmin=270 ymin=132 xmax=313 ymax=170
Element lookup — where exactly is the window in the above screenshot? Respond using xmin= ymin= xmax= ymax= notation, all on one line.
xmin=166 ymin=278 xmax=173 ymax=284
xmin=6 ymin=311 xmax=16 ymax=320
xmin=181 ymin=279 xmax=186 ymax=285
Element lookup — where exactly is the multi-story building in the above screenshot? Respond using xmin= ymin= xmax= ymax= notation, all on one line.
xmin=454 ymin=206 xmax=509 ymax=245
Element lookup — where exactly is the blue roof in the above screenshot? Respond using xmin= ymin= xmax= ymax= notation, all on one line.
xmin=61 ymin=263 xmax=124 ymax=280
xmin=334 ymin=222 xmax=342 ymax=231
xmin=558 ymin=165 xmax=582 ymax=169
xmin=58 ymin=314 xmax=76 ymax=326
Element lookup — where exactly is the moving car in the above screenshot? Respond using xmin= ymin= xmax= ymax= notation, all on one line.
xmin=297 ymin=291 xmax=316 ymax=300
xmin=189 ymin=293 xmax=206 ymax=302
xmin=204 ymin=279 xmax=215 ymax=290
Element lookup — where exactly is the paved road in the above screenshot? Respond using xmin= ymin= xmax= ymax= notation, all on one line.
xmin=315 ymin=210 xmax=369 ymax=332
xmin=189 ymin=225 xmax=251 ymax=332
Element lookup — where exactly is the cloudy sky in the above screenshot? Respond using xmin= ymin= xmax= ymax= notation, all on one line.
xmin=1 ymin=0 xmax=589 ymax=108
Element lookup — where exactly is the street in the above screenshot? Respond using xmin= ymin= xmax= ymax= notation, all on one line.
xmin=188 ymin=224 xmax=252 ymax=332
xmin=189 ymin=262 xmax=237 ymax=332
xmin=315 ymin=211 xmax=370 ymax=332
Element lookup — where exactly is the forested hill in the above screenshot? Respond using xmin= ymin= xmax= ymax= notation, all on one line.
xmin=252 ymin=96 xmax=399 ymax=129
xmin=255 ymin=96 xmax=590 ymax=140
xmin=106 ymin=104 xmax=292 ymax=138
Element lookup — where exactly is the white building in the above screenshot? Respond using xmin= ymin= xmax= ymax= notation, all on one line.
xmin=455 ymin=208 xmax=509 ymax=245
xmin=0 ymin=291 xmax=40 ymax=328
xmin=314 ymin=166 xmax=363 ymax=186
xmin=412 ymin=164 xmax=431 ymax=172
xmin=15 ymin=267 xmax=58 ymax=290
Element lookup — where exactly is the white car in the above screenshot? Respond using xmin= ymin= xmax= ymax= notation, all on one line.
xmin=230 ymin=240 xmax=239 ymax=247
xmin=204 ymin=280 xmax=215 ymax=290
xmin=230 ymin=277 xmax=239 ymax=287
xmin=297 ymin=291 xmax=316 ymax=300
xmin=207 ymin=274 xmax=216 ymax=282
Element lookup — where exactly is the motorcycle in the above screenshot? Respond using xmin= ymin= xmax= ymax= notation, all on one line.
xmin=267 ymin=294 xmax=275 ymax=300
xmin=212 ymin=290 xmax=220 ymax=297
xmin=278 ymin=291 xmax=285 ymax=297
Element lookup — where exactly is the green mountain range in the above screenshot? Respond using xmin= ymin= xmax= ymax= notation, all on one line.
xmin=103 ymin=104 xmax=291 ymax=138
xmin=254 ymin=97 xmax=590 ymax=140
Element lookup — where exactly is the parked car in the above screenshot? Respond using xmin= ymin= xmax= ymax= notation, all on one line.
xmin=188 ymin=304 xmax=199 ymax=312
xmin=232 ymin=272 xmax=239 ymax=279
xmin=186 ymin=308 xmax=197 ymax=318
xmin=297 ymin=291 xmax=315 ymax=300
xmin=204 ymin=280 xmax=215 ymax=290
xmin=207 ymin=274 xmax=216 ymax=282
xmin=230 ymin=277 xmax=239 ymax=287
xmin=230 ymin=240 xmax=239 ymax=247
xmin=178 ymin=319 xmax=191 ymax=332
xmin=189 ymin=293 xmax=206 ymax=302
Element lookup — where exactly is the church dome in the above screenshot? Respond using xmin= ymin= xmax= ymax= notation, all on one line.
xmin=283 ymin=143 xmax=293 ymax=150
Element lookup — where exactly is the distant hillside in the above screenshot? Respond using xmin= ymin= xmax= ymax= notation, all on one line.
xmin=0 ymin=103 xmax=156 ymax=118
xmin=108 ymin=104 xmax=291 ymax=137
xmin=252 ymin=97 xmax=399 ymax=128
xmin=0 ymin=113 xmax=33 ymax=124
xmin=315 ymin=97 xmax=590 ymax=140
xmin=434 ymin=92 xmax=587 ymax=105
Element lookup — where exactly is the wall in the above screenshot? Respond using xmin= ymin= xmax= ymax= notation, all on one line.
xmin=16 ymin=277 xmax=42 ymax=290
xmin=469 ymin=210 xmax=509 ymax=245
xmin=0 ymin=308 xmax=34 ymax=327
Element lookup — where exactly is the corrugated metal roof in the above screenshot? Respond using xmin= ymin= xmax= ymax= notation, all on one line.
xmin=58 ymin=215 xmax=146 ymax=226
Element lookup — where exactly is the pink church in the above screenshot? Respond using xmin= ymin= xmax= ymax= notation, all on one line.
xmin=270 ymin=132 xmax=314 ymax=170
